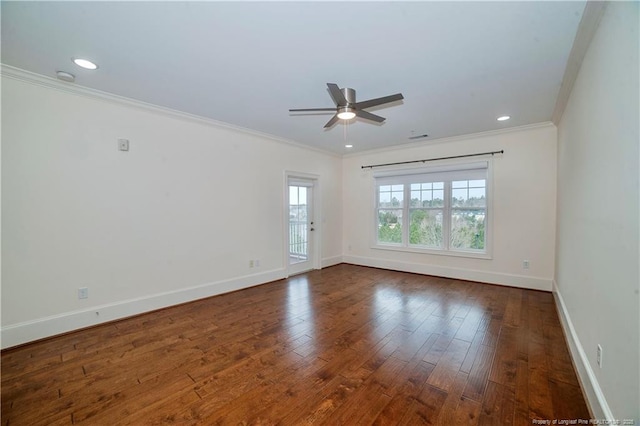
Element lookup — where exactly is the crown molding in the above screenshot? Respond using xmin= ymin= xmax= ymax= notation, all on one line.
xmin=342 ymin=121 xmax=556 ymax=158
xmin=552 ymin=1 xmax=607 ymax=124
xmin=1 ymin=64 xmax=340 ymax=158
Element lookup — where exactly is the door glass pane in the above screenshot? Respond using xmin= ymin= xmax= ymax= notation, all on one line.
xmin=289 ymin=185 xmax=308 ymax=264
xmin=289 ymin=186 xmax=298 ymax=205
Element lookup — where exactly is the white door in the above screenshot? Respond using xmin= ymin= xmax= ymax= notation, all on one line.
xmin=288 ymin=178 xmax=315 ymax=275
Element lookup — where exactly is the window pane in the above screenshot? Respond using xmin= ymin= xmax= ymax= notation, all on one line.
xmin=468 ymin=187 xmax=486 ymax=207
xmin=409 ymin=209 xmax=443 ymax=248
xmin=411 ymin=187 xmax=433 ymax=207
xmin=452 ymin=188 xmax=468 ymax=207
xmin=433 ymin=182 xmax=444 ymax=189
xmin=410 ymin=183 xmax=420 ymax=190
xmin=290 ymin=187 xmax=298 ymax=205
xmin=378 ymin=209 xmax=403 ymax=244
xmin=452 ymin=179 xmax=486 ymax=207
xmin=432 ymin=190 xmax=444 ymax=207
xmin=391 ymin=190 xmax=403 ymax=207
xmin=410 ymin=191 xmax=421 ymax=207
xmin=379 ymin=190 xmax=391 ymax=206
xmin=380 ymin=184 xmax=404 ymax=207
xmin=422 ymin=190 xmax=433 ymax=203
xmin=450 ymin=209 xmax=486 ymax=250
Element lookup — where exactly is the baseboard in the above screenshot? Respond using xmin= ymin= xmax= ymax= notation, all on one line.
xmin=342 ymin=255 xmax=552 ymax=291
xmin=1 ymin=268 xmax=286 ymax=350
xmin=321 ymin=255 xmax=343 ymax=268
xmin=552 ymin=280 xmax=614 ymax=420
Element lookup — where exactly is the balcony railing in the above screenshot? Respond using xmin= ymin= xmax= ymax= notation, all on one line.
xmin=289 ymin=221 xmax=308 ymax=261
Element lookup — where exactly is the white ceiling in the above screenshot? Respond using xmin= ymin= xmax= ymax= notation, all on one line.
xmin=1 ymin=1 xmax=586 ymax=155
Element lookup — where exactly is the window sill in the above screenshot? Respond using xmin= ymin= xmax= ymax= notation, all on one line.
xmin=372 ymin=244 xmax=492 ymax=260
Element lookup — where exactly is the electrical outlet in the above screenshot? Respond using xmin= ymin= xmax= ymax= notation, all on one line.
xmin=255 ymin=259 xmax=260 ymax=267
xmin=597 ymin=344 xmax=603 ymax=368
xmin=249 ymin=260 xmax=254 ymax=268
xmin=523 ymin=260 xmax=530 ymax=269
xmin=78 ymin=287 xmax=88 ymax=299
xmin=118 ymin=138 xmax=129 ymax=151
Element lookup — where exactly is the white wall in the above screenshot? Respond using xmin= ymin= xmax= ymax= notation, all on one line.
xmin=342 ymin=124 xmax=557 ymax=291
xmin=555 ymin=2 xmax=639 ymax=420
xmin=1 ymin=72 xmax=343 ymax=348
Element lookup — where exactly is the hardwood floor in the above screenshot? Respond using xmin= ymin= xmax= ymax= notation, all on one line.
xmin=1 ymin=264 xmax=590 ymax=425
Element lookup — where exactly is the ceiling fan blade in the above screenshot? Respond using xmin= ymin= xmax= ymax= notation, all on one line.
xmin=327 ymin=83 xmax=348 ymax=106
xmin=324 ymin=114 xmax=340 ymax=128
xmin=355 ymin=110 xmax=385 ymax=123
xmin=289 ymin=108 xmax=337 ymax=112
xmin=354 ymin=93 xmax=404 ymax=110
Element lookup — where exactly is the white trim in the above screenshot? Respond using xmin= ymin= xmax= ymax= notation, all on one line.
xmin=321 ymin=256 xmax=343 ymax=268
xmin=372 ymin=161 xmax=488 ymax=179
xmin=342 ymin=255 xmax=551 ymax=291
xmin=1 ymin=268 xmax=286 ymax=350
xmin=343 ymin=122 xmax=555 ymax=158
xmin=0 ymin=64 xmax=338 ymax=158
xmin=284 ymin=171 xmax=322 ymax=277
xmin=552 ymin=280 xmax=614 ymax=421
xmin=552 ymin=2 xmax=607 ymax=124
xmin=373 ymin=161 xmax=491 ymax=257
xmin=370 ymin=244 xmax=491 ymax=260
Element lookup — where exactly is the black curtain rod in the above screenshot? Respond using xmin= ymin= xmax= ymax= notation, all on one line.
xmin=361 ymin=150 xmax=504 ymax=169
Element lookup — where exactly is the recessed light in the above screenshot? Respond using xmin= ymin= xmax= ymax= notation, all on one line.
xmin=345 ymin=144 xmax=353 ymax=148
xmin=497 ymin=115 xmax=511 ymax=121
xmin=72 ymin=58 xmax=99 ymax=70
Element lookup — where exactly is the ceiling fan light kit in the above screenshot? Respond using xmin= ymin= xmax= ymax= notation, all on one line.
xmin=290 ymin=83 xmax=404 ymax=128
xmin=337 ymin=107 xmax=356 ymax=120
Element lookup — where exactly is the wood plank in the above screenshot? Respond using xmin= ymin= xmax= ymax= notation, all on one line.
xmin=455 ymin=396 xmax=482 ymax=426
xmin=373 ymin=361 xmax=436 ymax=424
xmin=330 ymin=355 xmax=407 ymax=424
xmin=488 ymin=325 xmax=519 ymax=389
xmin=426 ymin=338 xmax=471 ymax=392
xmin=514 ymin=359 xmax=531 ymax=426
xmin=462 ymin=343 xmax=495 ymax=402
xmin=0 ymin=264 xmax=590 ymax=425
xmin=399 ymin=383 xmax=448 ymax=424
xmin=435 ymin=371 xmax=470 ymax=426
xmin=478 ymin=381 xmax=516 ymax=426
xmin=549 ymin=378 xmax=590 ymax=420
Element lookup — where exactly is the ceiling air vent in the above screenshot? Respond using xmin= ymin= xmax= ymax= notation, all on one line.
xmin=408 ymin=133 xmax=429 ymax=140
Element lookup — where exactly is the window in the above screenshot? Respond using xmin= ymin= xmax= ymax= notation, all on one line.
xmin=374 ymin=161 xmax=490 ymax=257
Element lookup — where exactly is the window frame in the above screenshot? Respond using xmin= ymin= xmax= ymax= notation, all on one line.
xmin=372 ymin=160 xmax=493 ymax=259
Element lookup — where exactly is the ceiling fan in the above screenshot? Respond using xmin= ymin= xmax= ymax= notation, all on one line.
xmin=289 ymin=83 xmax=404 ymax=128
